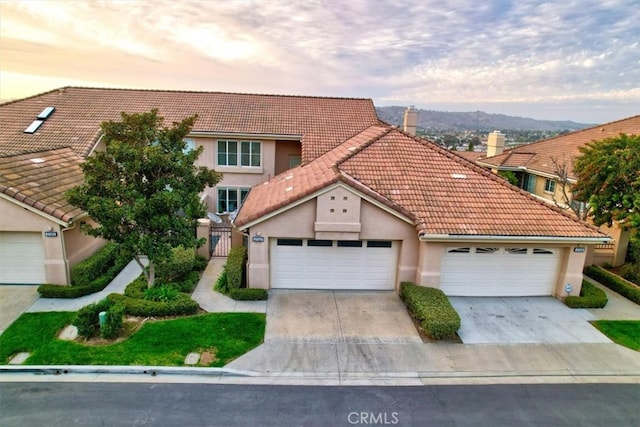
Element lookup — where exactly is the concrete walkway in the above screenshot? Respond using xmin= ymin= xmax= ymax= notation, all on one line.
xmin=191 ymin=257 xmax=266 ymax=313
xmin=585 ymin=277 xmax=640 ymax=320
xmin=26 ymin=259 xmax=144 ymax=313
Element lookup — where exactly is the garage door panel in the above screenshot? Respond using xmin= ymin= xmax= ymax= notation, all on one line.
xmin=0 ymin=232 xmax=47 ymax=284
xmin=441 ymin=247 xmax=559 ymax=296
xmin=271 ymin=239 xmax=397 ymax=290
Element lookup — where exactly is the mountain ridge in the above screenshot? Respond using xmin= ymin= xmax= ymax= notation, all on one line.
xmin=376 ymin=106 xmax=592 ymax=131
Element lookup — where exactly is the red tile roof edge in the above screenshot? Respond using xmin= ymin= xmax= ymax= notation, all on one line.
xmin=1 ymin=86 xmax=376 ymax=106
xmin=391 ymin=127 xmax=605 ymax=236
xmin=481 ymin=114 xmax=640 ymax=165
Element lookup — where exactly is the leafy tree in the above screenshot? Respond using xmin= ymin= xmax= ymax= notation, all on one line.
xmin=550 ymin=154 xmax=588 ymax=220
xmin=573 ymin=134 xmax=640 ymax=230
xmin=497 ymin=170 xmax=518 ymax=186
xmin=67 ymin=110 xmax=221 ymax=288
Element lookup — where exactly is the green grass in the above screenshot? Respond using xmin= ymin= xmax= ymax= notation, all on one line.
xmin=592 ymin=320 xmax=640 ymax=351
xmin=1 ymin=311 xmax=265 ymax=366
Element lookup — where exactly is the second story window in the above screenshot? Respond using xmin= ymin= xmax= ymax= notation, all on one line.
xmin=217 ymin=140 xmax=261 ymax=167
xmin=544 ymin=179 xmax=556 ymax=193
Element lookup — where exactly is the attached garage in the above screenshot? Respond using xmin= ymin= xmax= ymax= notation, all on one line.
xmin=0 ymin=232 xmax=46 ymax=284
xmin=270 ymin=239 xmax=398 ymax=290
xmin=441 ymin=246 xmax=560 ymax=296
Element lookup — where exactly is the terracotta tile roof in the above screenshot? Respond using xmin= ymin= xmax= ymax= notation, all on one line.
xmin=452 ymin=151 xmax=485 ymax=162
xmin=0 ymin=87 xmax=381 ymax=162
xmin=236 ymin=126 xmax=605 ymax=239
xmin=0 ymin=147 xmax=85 ymax=223
xmin=479 ymin=115 xmax=640 ymax=178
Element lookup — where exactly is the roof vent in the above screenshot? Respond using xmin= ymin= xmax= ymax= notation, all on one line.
xmin=37 ymin=106 xmax=55 ymax=119
xmin=30 ymin=158 xmax=45 ymax=164
xmin=24 ymin=120 xmax=44 ymax=134
xmin=451 ymin=173 xmax=467 ymax=179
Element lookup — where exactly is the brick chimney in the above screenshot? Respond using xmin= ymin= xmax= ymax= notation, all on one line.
xmin=403 ymin=106 xmax=418 ymax=136
xmin=486 ymin=130 xmax=505 ymax=157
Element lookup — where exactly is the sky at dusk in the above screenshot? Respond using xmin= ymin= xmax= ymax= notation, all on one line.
xmin=0 ymin=0 xmax=638 ymax=123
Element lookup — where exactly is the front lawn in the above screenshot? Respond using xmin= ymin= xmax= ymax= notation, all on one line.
xmin=1 ymin=311 xmax=265 ymax=367
xmin=592 ymin=320 xmax=640 ymax=351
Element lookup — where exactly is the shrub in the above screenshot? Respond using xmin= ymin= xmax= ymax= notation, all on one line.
xmin=144 ymin=285 xmax=180 ymax=303
xmin=214 ymin=264 xmax=229 ymax=294
xmin=229 ymin=288 xmax=268 ymax=301
xmin=71 ymin=243 xmax=119 ymax=286
xmin=399 ymin=282 xmax=461 ymax=340
xmin=194 ymin=255 xmax=208 ymax=272
xmin=584 ymin=265 xmax=640 ymax=305
xmin=38 ymin=247 xmax=131 ymax=298
xmin=161 ymin=270 xmax=201 ymax=293
xmin=565 ymin=280 xmax=608 ymax=308
xmin=620 ymin=263 xmax=640 ymax=285
xmin=101 ymin=303 xmax=125 ymax=339
xmin=156 ymin=246 xmax=195 ymax=282
xmin=73 ymin=298 xmax=124 ymax=339
xmin=626 ymin=235 xmax=640 ymax=264
xmin=226 ymin=246 xmax=247 ymax=290
xmin=107 ymin=293 xmax=198 ymax=317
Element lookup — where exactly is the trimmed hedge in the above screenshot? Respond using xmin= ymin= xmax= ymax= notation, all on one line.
xmin=400 ymin=282 xmax=460 ymax=340
xmin=585 ymin=265 xmax=640 ymax=305
xmin=71 ymin=243 xmax=119 ymax=286
xmin=107 ymin=292 xmax=198 ymax=317
xmin=117 ymin=275 xmax=199 ymax=316
xmin=73 ymin=298 xmax=125 ymax=339
xmin=229 ymin=288 xmax=268 ymax=301
xmin=226 ymin=246 xmax=247 ymax=290
xmin=38 ymin=248 xmax=131 ymax=298
xmin=565 ymin=280 xmax=608 ymax=308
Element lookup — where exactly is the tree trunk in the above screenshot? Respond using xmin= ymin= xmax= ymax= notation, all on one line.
xmin=133 ymin=254 xmax=155 ymax=288
xmin=147 ymin=261 xmax=155 ymax=289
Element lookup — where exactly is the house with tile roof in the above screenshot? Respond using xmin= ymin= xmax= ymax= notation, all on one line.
xmin=1 ymin=87 xmax=611 ymax=296
xmin=234 ymin=125 xmax=609 ymax=297
xmin=0 ymin=87 xmax=381 ymax=284
xmin=477 ymin=115 xmax=640 ymax=267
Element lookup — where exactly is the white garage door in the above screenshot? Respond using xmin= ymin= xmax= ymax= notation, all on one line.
xmin=441 ymin=246 xmax=559 ymax=296
xmin=271 ymin=239 xmax=397 ymax=290
xmin=0 ymin=232 xmax=47 ymax=284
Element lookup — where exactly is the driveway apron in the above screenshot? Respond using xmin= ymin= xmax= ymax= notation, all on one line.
xmin=265 ymin=290 xmax=422 ymax=344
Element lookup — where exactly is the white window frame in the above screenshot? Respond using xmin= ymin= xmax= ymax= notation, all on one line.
xmin=217 ymin=140 xmax=261 ymax=167
xmin=544 ymin=178 xmax=556 ymax=194
xmin=217 ymin=187 xmax=250 ymax=213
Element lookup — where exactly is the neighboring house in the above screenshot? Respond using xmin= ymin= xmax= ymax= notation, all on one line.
xmin=234 ymin=125 xmax=610 ymax=297
xmin=477 ymin=115 xmax=640 ymax=267
xmin=0 ymin=87 xmax=381 ymax=284
xmin=0 ymin=147 xmax=103 ymax=284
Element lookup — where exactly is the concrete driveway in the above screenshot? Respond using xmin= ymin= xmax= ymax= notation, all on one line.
xmin=0 ymin=285 xmax=39 ymax=335
xmin=265 ymin=290 xmax=422 ymax=344
xmin=449 ymin=297 xmax=613 ymax=344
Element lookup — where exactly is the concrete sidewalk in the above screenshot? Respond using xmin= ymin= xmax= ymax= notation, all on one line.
xmin=191 ymin=257 xmax=266 ymax=313
xmin=26 ymin=259 xmax=144 ymax=313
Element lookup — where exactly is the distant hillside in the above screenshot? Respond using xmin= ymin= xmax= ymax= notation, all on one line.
xmin=376 ymin=106 xmax=591 ymax=131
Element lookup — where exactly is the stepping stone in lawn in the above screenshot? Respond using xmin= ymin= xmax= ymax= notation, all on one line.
xmin=59 ymin=325 xmax=78 ymax=341
xmin=9 ymin=352 xmax=30 ymax=365
xmin=184 ymin=352 xmax=201 ymax=365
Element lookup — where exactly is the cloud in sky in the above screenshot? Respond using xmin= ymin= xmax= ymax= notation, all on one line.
xmin=0 ymin=0 xmax=638 ymax=122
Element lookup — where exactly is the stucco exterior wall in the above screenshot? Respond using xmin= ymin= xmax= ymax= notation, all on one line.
xmin=62 ymin=220 xmax=106 ymax=268
xmin=1 ymin=198 xmax=68 ymax=284
xmin=244 ymin=187 xmax=418 ymax=290
xmin=274 ymin=140 xmax=302 ymax=175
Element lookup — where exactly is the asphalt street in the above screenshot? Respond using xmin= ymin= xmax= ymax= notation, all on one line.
xmin=1 ymin=382 xmax=638 ymax=426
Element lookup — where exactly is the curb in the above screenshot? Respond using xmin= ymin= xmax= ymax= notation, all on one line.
xmin=0 ymin=365 xmax=256 ymax=377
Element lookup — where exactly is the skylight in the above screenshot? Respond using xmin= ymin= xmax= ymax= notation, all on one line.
xmin=24 ymin=120 xmax=44 ymax=134
xmin=37 ymin=106 xmax=55 ymax=119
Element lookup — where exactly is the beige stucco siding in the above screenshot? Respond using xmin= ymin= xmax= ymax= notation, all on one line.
xmin=1 ymin=198 xmax=68 ymax=284
xmin=245 ymin=187 xmax=417 ymax=290
xmin=63 ymin=220 xmax=106 ymax=268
